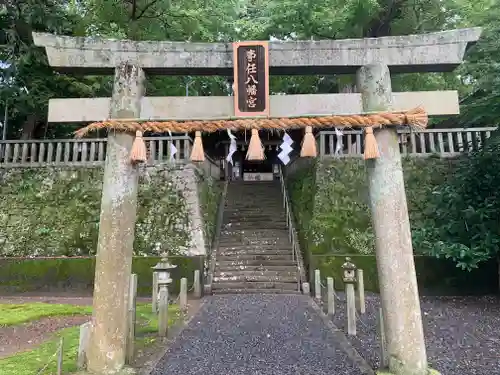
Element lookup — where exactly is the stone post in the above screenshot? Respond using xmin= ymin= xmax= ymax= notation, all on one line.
xmin=357 ymin=269 xmax=366 ymax=314
xmin=87 ymin=63 xmax=145 ymax=374
xmin=356 ymin=63 xmax=427 ymax=375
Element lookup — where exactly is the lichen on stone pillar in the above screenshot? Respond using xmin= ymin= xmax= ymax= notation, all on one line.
xmin=356 ymin=63 xmax=428 ymax=375
xmin=86 ymin=62 xmax=145 ymax=374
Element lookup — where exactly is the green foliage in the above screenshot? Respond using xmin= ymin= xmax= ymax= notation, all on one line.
xmin=0 ymin=256 xmax=204 ymax=296
xmin=0 ymin=167 xmax=191 ymax=256
xmin=288 ymin=158 xmax=452 ymax=255
xmin=413 ymin=130 xmax=500 ymax=270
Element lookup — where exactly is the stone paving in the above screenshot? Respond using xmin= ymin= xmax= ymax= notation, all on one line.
xmin=151 ymin=294 xmax=372 ymax=375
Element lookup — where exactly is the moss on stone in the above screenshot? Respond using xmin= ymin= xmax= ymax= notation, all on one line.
xmin=196 ymin=169 xmax=222 ymax=249
xmin=288 ymin=157 xmax=456 ymax=255
xmin=0 ymin=166 xmax=192 ymax=257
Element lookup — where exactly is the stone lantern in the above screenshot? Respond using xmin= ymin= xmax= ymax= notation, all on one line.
xmin=341 ymin=257 xmax=357 ymax=284
xmin=152 ymin=257 xmax=177 ymax=310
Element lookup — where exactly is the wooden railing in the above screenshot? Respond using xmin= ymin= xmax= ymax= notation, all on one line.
xmin=317 ymin=127 xmax=497 ymax=157
xmin=0 ymin=136 xmax=192 ymax=167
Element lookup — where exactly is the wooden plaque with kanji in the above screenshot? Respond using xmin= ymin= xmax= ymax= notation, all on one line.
xmin=233 ymin=41 xmax=270 ymax=117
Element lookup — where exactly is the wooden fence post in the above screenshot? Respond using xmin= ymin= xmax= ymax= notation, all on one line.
xmin=158 ymin=288 xmax=169 ymax=337
xmin=357 ymin=269 xmax=366 ymax=314
xmin=152 ymin=272 xmax=159 ymax=313
xmin=57 ymin=337 xmax=64 ymax=375
xmin=126 ymin=273 xmax=138 ymax=364
xmin=378 ymin=307 xmax=389 ymax=368
xmin=346 ymin=283 xmax=356 ymax=335
xmin=327 ymin=277 xmax=335 ymax=316
xmin=77 ymin=322 xmax=91 ymax=370
xmin=314 ymin=269 xmax=321 ymax=301
xmin=180 ymin=277 xmax=188 ymax=311
xmin=193 ymin=270 xmax=201 ymax=298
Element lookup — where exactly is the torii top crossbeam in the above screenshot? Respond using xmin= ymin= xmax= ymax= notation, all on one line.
xmin=33 ymin=28 xmax=481 ymax=75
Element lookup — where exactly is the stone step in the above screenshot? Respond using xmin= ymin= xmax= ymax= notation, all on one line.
xmin=222 ymin=219 xmax=286 ymax=225
xmin=218 ymin=242 xmax=292 ymax=250
xmin=219 ymin=244 xmax=291 ymax=252
xmin=222 ymin=224 xmax=288 ymax=231
xmin=215 ymin=264 xmax=299 ymax=272
xmin=223 ymin=207 xmax=285 ymax=213
xmin=211 ymin=288 xmax=302 ymax=295
xmin=216 ymin=259 xmax=298 ymax=268
xmin=212 ymin=281 xmax=299 ymax=291
xmin=214 ymin=269 xmax=299 ymax=278
xmin=218 ymin=245 xmax=292 ymax=251
xmin=217 ymin=254 xmax=294 ymax=261
xmin=218 ymin=249 xmax=292 ymax=257
xmin=219 ymin=229 xmax=290 ymax=236
xmin=223 ymin=212 xmax=286 ymax=218
xmin=213 ymin=274 xmax=298 ymax=283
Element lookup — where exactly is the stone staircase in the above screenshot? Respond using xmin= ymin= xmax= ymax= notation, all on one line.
xmin=212 ymin=181 xmax=301 ymax=294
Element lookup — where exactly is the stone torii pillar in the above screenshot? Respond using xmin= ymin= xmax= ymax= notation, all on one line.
xmin=87 ymin=63 xmax=144 ymax=374
xmin=357 ymin=64 xmax=427 ymax=375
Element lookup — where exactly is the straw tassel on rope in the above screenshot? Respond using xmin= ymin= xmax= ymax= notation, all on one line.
xmin=246 ymin=129 xmax=265 ymax=160
xmin=300 ymin=126 xmax=317 ymax=157
xmin=130 ymin=131 xmax=147 ymax=164
xmin=363 ymin=127 xmax=380 ymax=160
xmin=190 ymin=131 xmax=205 ymax=162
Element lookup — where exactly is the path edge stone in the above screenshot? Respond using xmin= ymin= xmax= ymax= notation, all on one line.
xmin=308 ymin=298 xmax=376 ymax=375
xmin=137 ymin=299 xmax=207 ymax=375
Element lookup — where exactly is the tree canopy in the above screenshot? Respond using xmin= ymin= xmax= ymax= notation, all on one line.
xmin=1 ymin=0 xmax=499 ymax=138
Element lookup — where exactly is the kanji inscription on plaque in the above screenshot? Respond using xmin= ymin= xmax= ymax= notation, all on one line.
xmin=233 ymin=41 xmax=269 ymax=117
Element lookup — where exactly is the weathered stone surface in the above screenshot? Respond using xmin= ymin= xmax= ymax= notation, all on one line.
xmin=33 ymin=28 xmax=481 ymax=75
xmin=47 ymin=91 xmax=460 ymax=123
xmin=86 ymin=64 xmax=144 ymax=374
xmin=357 ymin=64 xmax=428 ymax=375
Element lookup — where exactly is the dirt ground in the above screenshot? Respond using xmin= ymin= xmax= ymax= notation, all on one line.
xmin=0 ymin=315 xmax=90 ymax=359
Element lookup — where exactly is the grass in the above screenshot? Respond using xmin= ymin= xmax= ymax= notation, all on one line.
xmin=0 ymin=303 xmax=180 ymax=375
xmin=0 ymin=303 xmax=92 ymax=327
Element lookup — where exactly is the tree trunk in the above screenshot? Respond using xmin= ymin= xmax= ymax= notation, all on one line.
xmin=20 ymin=114 xmax=38 ymax=140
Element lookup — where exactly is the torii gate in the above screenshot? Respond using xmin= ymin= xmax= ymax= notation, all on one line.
xmin=34 ymin=28 xmax=481 ymax=375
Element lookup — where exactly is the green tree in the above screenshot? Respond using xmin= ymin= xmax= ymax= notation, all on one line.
xmin=0 ymin=0 xmax=103 ymax=139
xmin=414 ymin=130 xmax=500 ymax=270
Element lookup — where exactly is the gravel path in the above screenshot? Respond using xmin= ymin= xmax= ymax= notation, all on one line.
xmin=152 ymin=294 xmax=371 ymax=375
xmin=325 ymin=292 xmax=500 ymax=375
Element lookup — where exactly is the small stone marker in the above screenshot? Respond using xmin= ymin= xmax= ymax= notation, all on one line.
xmin=77 ymin=321 xmax=91 ymax=370
xmin=314 ymin=269 xmax=321 ymax=301
xmin=302 ymin=282 xmax=310 ymax=295
xmin=378 ymin=307 xmax=389 ymax=368
xmin=327 ymin=277 xmax=335 ymax=316
xmin=357 ymin=269 xmax=366 ymax=314
xmin=152 ymin=272 xmax=159 ymax=313
xmin=158 ymin=288 xmax=169 ymax=337
xmin=193 ymin=270 xmax=201 ymax=298
xmin=180 ymin=277 xmax=188 ymax=311
xmin=346 ymin=283 xmax=356 ymax=335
